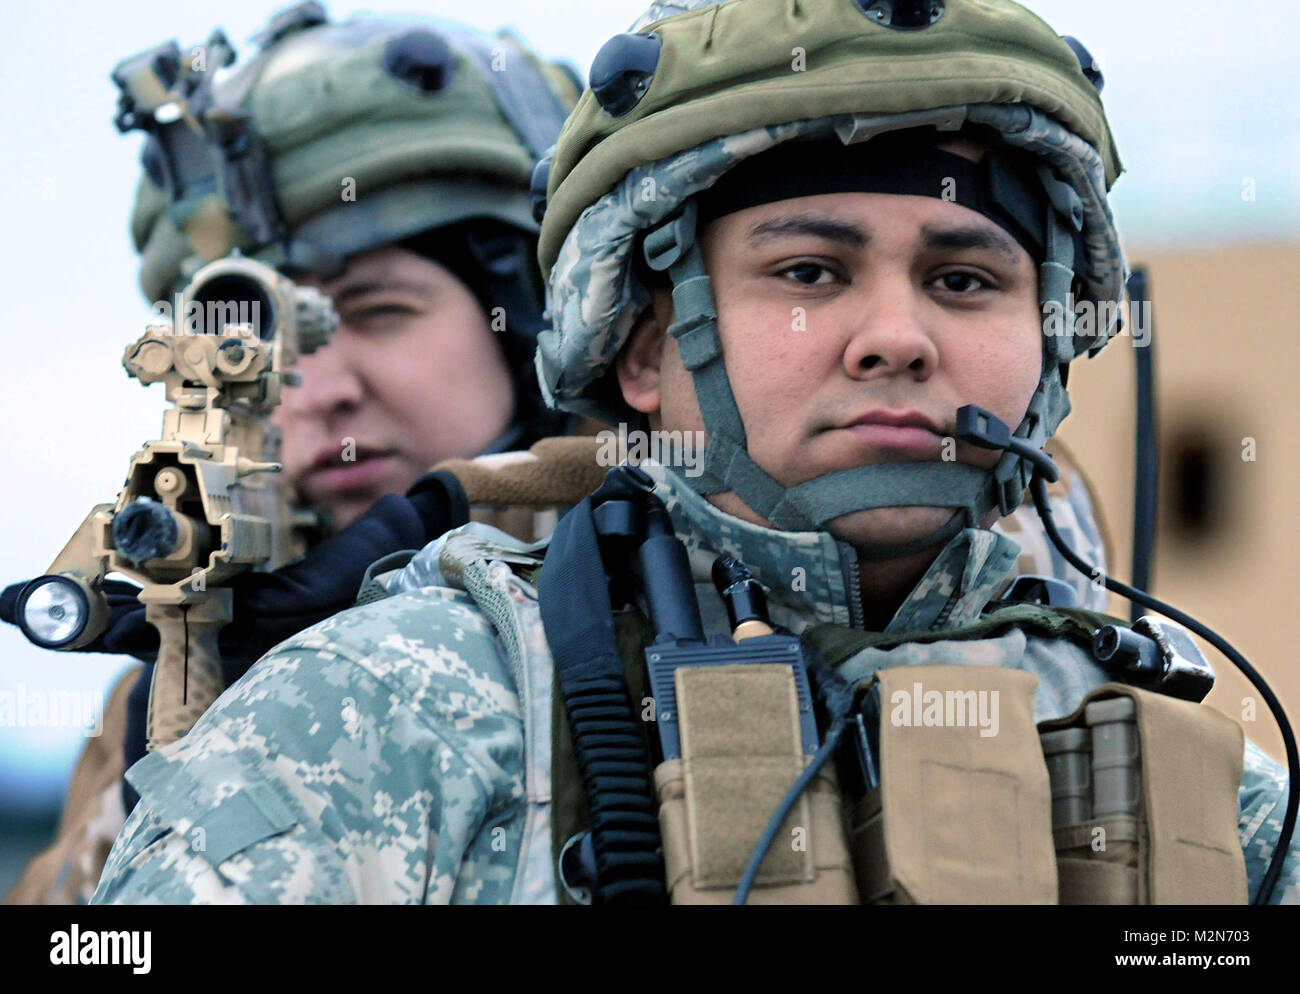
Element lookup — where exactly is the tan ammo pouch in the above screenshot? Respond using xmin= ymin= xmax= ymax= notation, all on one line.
xmin=848 ymin=665 xmax=1057 ymax=904
xmin=1037 ymin=683 xmax=1247 ymax=905
xmin=653 ymin=663 xmax=857 ymax=904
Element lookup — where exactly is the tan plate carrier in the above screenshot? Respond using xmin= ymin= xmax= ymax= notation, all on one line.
xmin=653 ymin=663 xmax=1246 ymax=904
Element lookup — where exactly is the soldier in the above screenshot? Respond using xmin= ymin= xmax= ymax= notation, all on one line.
xmin=3 ymin=3 xmax=579 ymax=904
xmin=94 ymin=0 xmax=1277 ymax=905
xmin=123 ymin=4 xmax=578 ymax=532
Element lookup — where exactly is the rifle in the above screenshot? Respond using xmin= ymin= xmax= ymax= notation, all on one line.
xmin=12 ymin=256 xmax=335 ymax=749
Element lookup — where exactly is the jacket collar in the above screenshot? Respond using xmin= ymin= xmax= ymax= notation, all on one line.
xmin=644 ymin=462 xmax=1022 ymax=634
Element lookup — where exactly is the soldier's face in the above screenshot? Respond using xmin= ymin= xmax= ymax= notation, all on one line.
xmin=617 ymin=160 xmax=1042 ymax=553
xmin=272 ymin=246 xmax=514 ymax=529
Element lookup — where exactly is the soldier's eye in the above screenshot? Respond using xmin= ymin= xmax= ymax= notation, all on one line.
xmin=347 ymin=305 xmax=418 ymax=328
xmin=932 ymin=271 xmax=989 ymax=293
xmin=779 ymin=262 xmax=836 ymax=286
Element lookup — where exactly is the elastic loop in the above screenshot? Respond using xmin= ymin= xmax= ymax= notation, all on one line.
xmin=642 ymin=201 xmax=699 ymax=272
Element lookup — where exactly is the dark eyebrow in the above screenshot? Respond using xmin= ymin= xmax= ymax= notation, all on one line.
xmin=328 ymin=279 xmax=432 ymax=307
xmin=747 ymin=215 xmax=868 ymax=249
xmin=919 ymin=224 xmax=1022 ymax=266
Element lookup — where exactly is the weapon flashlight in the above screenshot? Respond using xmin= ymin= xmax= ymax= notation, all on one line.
xmin=16 ymin=575 xmax=109 ymax=650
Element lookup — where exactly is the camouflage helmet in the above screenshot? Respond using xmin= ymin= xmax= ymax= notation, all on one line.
xmin=533 ymin=0 xmax=1127 ymax=555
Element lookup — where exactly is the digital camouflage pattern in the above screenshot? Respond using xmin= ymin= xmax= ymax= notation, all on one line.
xmin=94 ymin=584 xmax=526 ymax=904
xmin=92 ymin=463 xmax=1299 ymax=904
xmin=8 ymin=502 xmax=564 ymax=907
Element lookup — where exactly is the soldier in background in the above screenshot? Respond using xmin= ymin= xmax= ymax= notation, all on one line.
xmin=3 ymin=2 xmax=579 ymax=904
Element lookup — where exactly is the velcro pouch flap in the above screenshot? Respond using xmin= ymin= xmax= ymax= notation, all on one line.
xmin=863 ymin=664 xmax=1056 ymax=904
xmin=677 ymin=664 xmax=809 ymax=889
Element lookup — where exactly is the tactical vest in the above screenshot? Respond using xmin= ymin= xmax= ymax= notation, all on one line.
xmin=551 ymin=601 xmax=1248 ymax=905
xmin=344 ymin=447 xmax=1248 ymax=905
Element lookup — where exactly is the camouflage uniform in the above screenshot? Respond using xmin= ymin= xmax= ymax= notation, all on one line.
xmin=90 ymin=0 xmax=1295 ymax=907
xmin=91 ymin=461 xmax=1299 ymax=904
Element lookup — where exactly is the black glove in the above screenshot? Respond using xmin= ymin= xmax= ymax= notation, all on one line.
xmin=2 ymin=471 xmax=468 ymax=676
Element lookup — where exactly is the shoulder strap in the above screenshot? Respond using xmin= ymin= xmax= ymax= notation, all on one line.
xmin=536 ymin=474 xmax=666 ymax=904
xmin=806 ymin=603 xmax=1125 ymax=668
xmin=433 ymin=436 xmax=609 ymax=509
xmin=551 ymin=608 xmax=654 ymax=905
xmin=353 ymin=550 xmax=420 ymax=606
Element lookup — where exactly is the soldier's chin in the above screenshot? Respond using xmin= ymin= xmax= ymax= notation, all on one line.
xmin=306 ymin=490 xmax=377 ymax=532
xmin=825 ymin=505 xmax=971 ymax=556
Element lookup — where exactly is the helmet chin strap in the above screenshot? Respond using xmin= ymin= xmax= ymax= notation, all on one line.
xmin=641 ymin=177 xmax=1083 ymax=559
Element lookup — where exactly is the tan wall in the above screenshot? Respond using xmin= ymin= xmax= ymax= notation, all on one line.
xmin=1058 ymin=242 xmax=1300 ymax=761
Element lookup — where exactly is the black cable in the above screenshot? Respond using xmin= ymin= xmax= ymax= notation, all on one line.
xmin=1127 ymin=267 xmax=1158 ymax=622
xmin=1031 ymin=474 xmax=1297 ymax=905
xmin=732 ymin=718 xmax=846 ymax=905
xmin=182 ymin=604 xmax=190 ymax=706
xmin=733 ymin=650 xmax=858 ymax=905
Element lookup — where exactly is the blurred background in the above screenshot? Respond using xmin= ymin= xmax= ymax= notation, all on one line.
xmin=1 ymin=0 xmax=1296 ymax=896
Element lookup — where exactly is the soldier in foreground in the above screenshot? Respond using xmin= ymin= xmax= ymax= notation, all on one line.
xmin=7 ymin=1 xmax=1103 ymax=907
xmin=3 ymin=3 xmax=579 ymax=903
xmin=93 ymin=0 xmax=1296 ymax=905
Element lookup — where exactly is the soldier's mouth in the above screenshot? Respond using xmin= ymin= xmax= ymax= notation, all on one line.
xmin=304 ymin=449 xmax=400 ymax=494
xmin=840 ymin=422 xmax=943 ymax=455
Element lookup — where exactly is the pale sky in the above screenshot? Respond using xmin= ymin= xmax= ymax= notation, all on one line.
xmin=0 ymin=0 xmax=1296 ymax=808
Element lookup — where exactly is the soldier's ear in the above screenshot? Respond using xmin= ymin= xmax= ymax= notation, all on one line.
xmin=615 ymin=287 xmax=673 ymax=415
